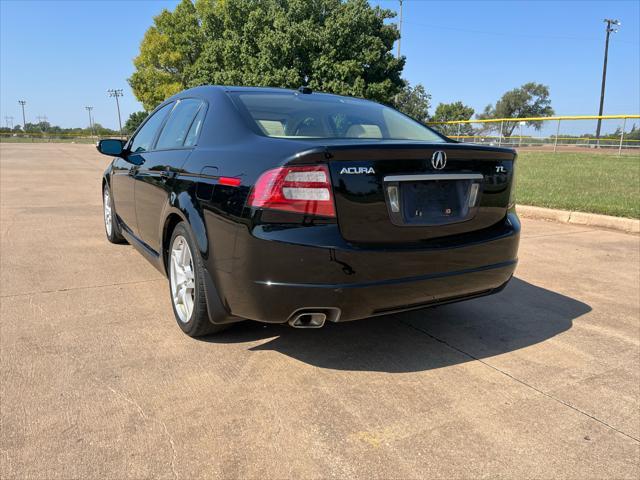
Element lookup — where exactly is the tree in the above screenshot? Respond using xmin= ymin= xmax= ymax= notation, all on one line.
xmin=92 ymin=123 xmax=119 ymax=136
xmin=129 ymin=0 xmax=204 ymax=110
xmin=125 ymin=111 xmax=149 ymax=135
xmin=477 ymin=82 xmax=554 ymax=137
xmin=393 ymin=82 xmax=430 ymax=123
xmin=23 ymin=122 xmax=40 ymax=133
xmin=130 ymin=0 xmax=404 ymax=110
xmin=431 ymin=101 xmax=475 ymax=137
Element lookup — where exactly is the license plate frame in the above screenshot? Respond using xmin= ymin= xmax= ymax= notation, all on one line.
xmin=383 ymin=173 xmax=483 ymax=227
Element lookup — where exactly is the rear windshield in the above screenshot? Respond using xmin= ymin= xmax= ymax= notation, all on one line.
xmin=230 ymin=91 xmax=446 ymax=142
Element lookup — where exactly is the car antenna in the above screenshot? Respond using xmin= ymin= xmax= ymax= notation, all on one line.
xmin=298 ymin=75 xmax=312 ymax=94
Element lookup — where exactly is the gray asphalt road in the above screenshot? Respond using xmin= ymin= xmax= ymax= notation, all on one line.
xmin=1 ymin=143 xmax=638 ymax=479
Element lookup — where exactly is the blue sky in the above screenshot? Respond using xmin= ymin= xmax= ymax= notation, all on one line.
xmin=1 ymin=0 xmax=639 ymax=132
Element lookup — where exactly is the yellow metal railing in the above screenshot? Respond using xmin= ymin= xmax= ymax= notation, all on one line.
xmin=426 ymin=114 xmax=640 ymax=156
xmin=427 ymin=114 xmax=640 ymax=125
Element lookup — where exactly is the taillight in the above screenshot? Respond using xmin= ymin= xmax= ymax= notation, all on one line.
xmin=247 ymin=165 xmax=336 ymax=217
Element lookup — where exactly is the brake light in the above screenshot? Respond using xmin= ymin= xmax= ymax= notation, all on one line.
xmin=248 ymin=165 xmax=336 ymax=217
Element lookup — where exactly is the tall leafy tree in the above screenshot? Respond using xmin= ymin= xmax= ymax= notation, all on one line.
xmin=124 ymin=111 xmax=149 ymax=135
xmin=393 ymin=82 xmax=430 ymax=123
xmin=129 ymin=0 xmax=205 ymax=110
xmin=431 ymin=101 xmax=475 ymax=137
xmin=477 ymin=82 xmax=554 ymax=137
xmin=129 ymin=0 xmax=404 ymax=110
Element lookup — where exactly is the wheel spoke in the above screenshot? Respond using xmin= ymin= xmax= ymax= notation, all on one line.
xmin=171 ymin=250 xmax=182 ymax=276
xmin=172 ymin=289 xmax=181 ymax=305
xmin=183 ymin=287 xmax=194 ymax=318
xmin=181 ymin=241 xmax=189 ymax=265
xmin=183 ymin=267 xmax=195 ymax=289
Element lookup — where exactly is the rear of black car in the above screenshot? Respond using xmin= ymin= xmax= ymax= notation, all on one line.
xmin=222 ymin=149 xmax=518 ymax=324
xmin=212 ymin=90 xmax=519 ymax=325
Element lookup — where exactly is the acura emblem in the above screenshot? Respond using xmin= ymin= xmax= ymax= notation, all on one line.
xmin=431 ymin=151 xmax=447 ymax=170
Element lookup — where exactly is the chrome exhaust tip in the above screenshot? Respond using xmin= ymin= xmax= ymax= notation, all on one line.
xmin=288 ymin=312 xmax=327 ymax=329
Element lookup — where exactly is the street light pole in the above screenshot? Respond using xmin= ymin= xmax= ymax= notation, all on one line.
xmin=18 ymin=100 xmax=26 ymax=131
xmin=85 ymin=106 xmax=95 ymax=137
xmin=107 ymin=89 xmax=124 ymax=137
xmin=397 ymin=0 xmax=403 ymax=58
xmin=595 ymin=18 xmax=620 ymax=145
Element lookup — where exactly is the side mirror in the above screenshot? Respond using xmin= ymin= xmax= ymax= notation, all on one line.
xmin=96 ymin=139 xmax=126 ymax=156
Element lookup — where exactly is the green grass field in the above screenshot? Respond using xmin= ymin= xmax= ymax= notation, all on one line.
xmin=517 ymin=151 xmax=640 ymax=218
xmin=0 ymin=136 xmax=96 ymax=144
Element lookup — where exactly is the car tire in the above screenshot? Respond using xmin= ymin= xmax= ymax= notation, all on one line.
xmin=103 ymin=183 xmax=126 ymax=244
xmin=168 ymin=222 xmax=228 ymax=337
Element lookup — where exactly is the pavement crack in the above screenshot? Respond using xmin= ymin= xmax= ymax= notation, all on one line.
xmin=520 ymin=229 xmax=596 ymax=240
xmin=103 ymin=384 xmax=179 ymax=480
xmin=1 ymin=278 xmax=164 ymax=299
xmin=400 ymin=320 xmax=640 ymax=444
xmin=25 ymin=343 xmax=180 ymax=479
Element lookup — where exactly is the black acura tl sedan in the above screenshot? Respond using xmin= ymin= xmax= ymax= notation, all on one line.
xmin=98 ymin=86 xmax=520 ymax=337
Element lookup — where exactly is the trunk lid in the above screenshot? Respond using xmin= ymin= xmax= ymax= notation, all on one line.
xmin=323 ymin=142 xmax=516 ymax=245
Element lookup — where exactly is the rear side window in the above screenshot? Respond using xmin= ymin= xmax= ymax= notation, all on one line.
xmin=156 ymin=99 xmax=203 ymax=150
xmin=130 ymin=102 xmax=174 ymax=153
xmin=184 ymin=105 xmax=207 ymax=147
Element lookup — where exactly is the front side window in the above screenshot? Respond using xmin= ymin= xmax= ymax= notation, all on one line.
xmin=130 ymin=102 xmax=174 ymax=153
xmin=231 ymin=92 xmax=445 ymax=142
xmin=156 ymin=99 xmax=203 ymax=150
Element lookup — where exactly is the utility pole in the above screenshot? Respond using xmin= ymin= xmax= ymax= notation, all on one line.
xmin=595 ymin=18 xmax=620 ymax=144
xmin=397 ymin=0 xmax=403 ymax=58
xmin=4 ymin=116 xmax=13 ymax=129
xmin=85 ymin=106 xmax=95 ymax=137
xmin=36 ymin=115 xmax=49 ymax=132
xmin=107 ymin=89 xmax=124 ymax=137
xmin=18 ymin=100 xmax=26 ymax=130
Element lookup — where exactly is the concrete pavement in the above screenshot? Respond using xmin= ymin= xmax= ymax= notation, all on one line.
xmin=1 ymin=143 xmax=638 ymax=479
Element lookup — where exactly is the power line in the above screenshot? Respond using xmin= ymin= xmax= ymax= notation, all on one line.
xmin=397 ymin=0 xmax=403 ymax=58
xmin=595 ymin=19 xmax=621 ymax=144
xmin=85 ymin=106 xmax=95 ymax=137
xmin=107 ymin=89 xmax=124 ymax=137
xmin=36 ymin=115 xmax=49 ymax=132
xmin=400 ymin=20 xmax=636 ymax=45
xmin=18 ymin=100 xmax=26 ymax=129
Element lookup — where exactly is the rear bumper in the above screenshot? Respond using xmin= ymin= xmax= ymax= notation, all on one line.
xmin=208 ymin=212 xmax=520 ymax=324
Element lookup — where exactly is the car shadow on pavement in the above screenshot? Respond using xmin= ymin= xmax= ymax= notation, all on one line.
xmin=200 ymin=277 xmax=591 ymax=373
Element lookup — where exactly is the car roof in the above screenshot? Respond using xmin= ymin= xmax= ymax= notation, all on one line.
xmin=168 ymin=85 xmax=369 ymax=104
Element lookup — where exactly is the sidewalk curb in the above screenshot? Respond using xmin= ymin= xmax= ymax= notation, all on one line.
xmin=517 ymin=205 xmax=639 ymax=234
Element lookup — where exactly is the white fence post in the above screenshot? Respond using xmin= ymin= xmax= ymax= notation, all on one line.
xmin=554 ymin=119 xmax=561 ymax=153
xmin=498 ymin=120 xmax=503 ymax=146
xmin=519 ymin=122 xmax=523 ymax=147
xmin=618 ymin=117 xmax=627 ymax=157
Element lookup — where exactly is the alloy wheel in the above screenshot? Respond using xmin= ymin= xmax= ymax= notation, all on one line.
xmin=103 ymin=188 xmax=112 ymax=236
xmin=170 ymin=235 xmax=196 ymax=323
